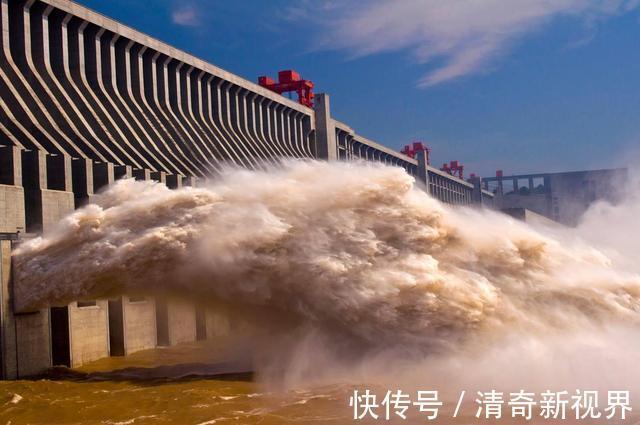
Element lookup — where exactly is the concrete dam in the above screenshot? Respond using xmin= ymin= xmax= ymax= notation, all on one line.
xmin=0 ymin=0 xmax=493 ymax=379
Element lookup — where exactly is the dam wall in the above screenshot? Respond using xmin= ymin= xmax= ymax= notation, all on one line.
xmin=0 ymin=0 xmax=487 ymax=204
xmin=0 ymin=0 xmax=493 ymax=379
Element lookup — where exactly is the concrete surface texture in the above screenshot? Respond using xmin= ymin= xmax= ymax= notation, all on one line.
xmin=68 ymin=300 xmax=110 ymax=367
xmin=122 ymin=297 xmax=157 ymax=355
xmin=167 ymin=300 xmax=197 ymax=346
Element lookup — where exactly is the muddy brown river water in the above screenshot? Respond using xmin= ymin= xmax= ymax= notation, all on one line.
xmin=1 ymin=339 xmax=635 ymax=424
xmin=0 ymin=339 xmax=355 ymax=424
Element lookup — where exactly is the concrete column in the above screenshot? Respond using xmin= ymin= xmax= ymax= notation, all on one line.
xmin=313 ymin=93 xmax=337 ymax=161
xmin=0 ymin=146 xmax=22 ymax=186
xmin=1 ymin=239 xmax=52 ymax=378
xmin=22 ymin=150 xmax=47 ymax=234
xmin=183 ymin=176 xmax=197 ymax=187
xmin=167 ymin=300 xmax=196 ymax=345
xmin=114 ymin=165 xmax=132 ymax=180
xmin=122 ymin=296 xmax=157 ymax=354
xmin=15 ymin=308 xmax=52 ymax=377
xmin=528 ymin=177 xmax=534 ymax=191
xmin=0 ymin=147 xmax=26 ymax=233
xmin=205 ymin=308 xmax=231 ymax=339
xmin=196 ymin=177 xmax=212 ymax=188
xmin=415 ymin=150 xmax=429 ymax=191
xmin=46 ymin=155 xmax=73 ymax=193
xmin=71 ymin=158 xmax=94 ymax=206
xmin=512 ymin=178 xmax=518 ymax=193
xmin=155 ymin=298 xmax=197 ymax=346
xmin=166 ymin=174 xmax=183 ymax=189
xmin=68 ymin=300 xmax=110 ymax=367
xmin=25 ymin=152 xmax=75 ymax=234
xmin=150 ymin=170 xmax=166 ymax=184
xmin=93 ymin=162 xmax=115 ymax=192
xmin=22 ymin=150 xmax=47 ymax=191
xmin=471 ymin=176 xmax=484 ymax=205
xmin=132 ymin=168 xmax=151 ymax=181
xmin=0 ymin=239 xmax=17 ymax=379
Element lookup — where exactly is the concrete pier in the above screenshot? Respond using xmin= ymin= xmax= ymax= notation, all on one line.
xmin=108 ymin=296 xmax=157 ymax=356
xmin=1 ymin=239 xmax=52 ymax=379
xmin=13 ymin=309 xmax=52 ymax=377
xmin=205 ymin=308 xmax=231 ymax=339
xmin=71 ymin=158 xmax=94 ymax=206
xmin=155 ymin=299 xmax=197 ymax=347
xmin=22 ymin=150 xmax=75 ymax=234
xmin=67 ymin=301 xmax=110 ymax=367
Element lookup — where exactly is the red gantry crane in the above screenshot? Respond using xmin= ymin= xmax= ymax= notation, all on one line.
xmin=258 ymin=70 xmax=315 ymax=108
xmin=400 ymin=141 xmax=431 ymax=164
xmin=399 ymin=142 xmax=468 ymax=180
xmin=441 ymin=160 xmax=465 ymax=179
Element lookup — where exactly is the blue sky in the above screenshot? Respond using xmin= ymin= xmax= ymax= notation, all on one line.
xmin=79 ymin=0 xmax=640 ymax=177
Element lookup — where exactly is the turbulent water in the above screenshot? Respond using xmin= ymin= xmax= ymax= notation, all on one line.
xmin=14 ymin=161 xmax=640 ymax=341
xmin=7 ymin=160 xmax=640 ymax=423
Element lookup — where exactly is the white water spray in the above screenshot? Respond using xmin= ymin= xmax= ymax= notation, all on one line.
xmin=11 ymin=160 xmax=640 ymax=390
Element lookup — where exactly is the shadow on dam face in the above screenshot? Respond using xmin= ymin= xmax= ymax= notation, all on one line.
xmin=51 ymin=306 xmax=71 ymax=368
xmin=108 ymin=299 xmax=125 ymax=357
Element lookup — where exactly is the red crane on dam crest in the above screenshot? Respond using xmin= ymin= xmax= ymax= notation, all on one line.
xmin=258 ymin=70 xmax=315 ymax=107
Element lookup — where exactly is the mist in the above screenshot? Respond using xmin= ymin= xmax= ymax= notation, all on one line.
xmin=12 ymin=160 xmax=640 ymax=394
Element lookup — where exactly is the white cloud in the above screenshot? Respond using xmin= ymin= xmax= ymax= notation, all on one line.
xmin=299 ymin=0 xmax=639 ymax=87
xmin=172 ymin=5 xmax=199 ymax=27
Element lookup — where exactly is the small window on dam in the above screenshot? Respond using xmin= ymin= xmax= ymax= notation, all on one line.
xmin=128 ymin=297 xmax=147 ymax=303
xmin=77 ymin=300 xmax=97 ymax=308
